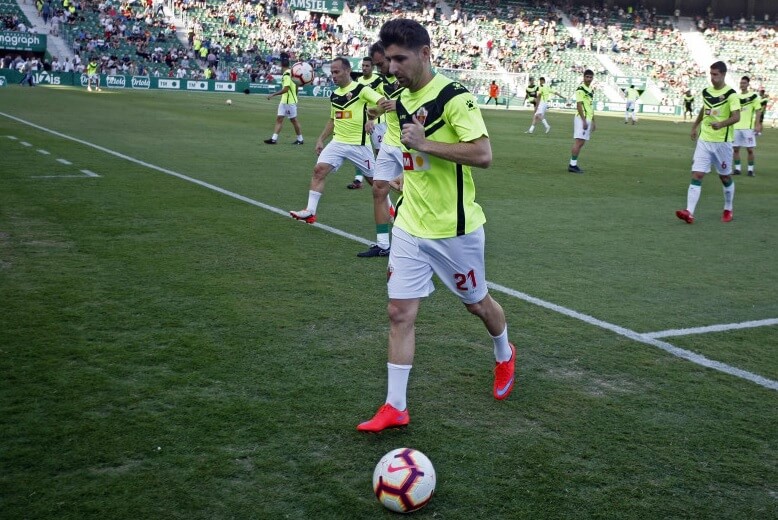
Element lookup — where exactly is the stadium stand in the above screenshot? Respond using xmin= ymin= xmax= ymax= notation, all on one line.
xmin=2 ymin=0 xmax=775 ymax=114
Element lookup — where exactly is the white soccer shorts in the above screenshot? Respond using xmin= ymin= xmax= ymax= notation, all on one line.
xmin=387 ymin=226 xmax=489 ymax=305
xmin=626 ymin=101 xmax=636 ymax=113
xmin=535 ymin=101 xmax=549 ymax=117
xmin=373 ymin=143 xmax=404 ymax=182
xmin=692 ymin=140 xmax=734 ymax=175
xmin=573 ymin=116 xmax=592 ymax=140
xmin=370 ymin=122 xmax=387 ymax=151
xmin=733 ymin=129 xmax=756 ymax=148
xmin=277 ymin=103 xmax=298 ymax=118
xmin=318 ymin=141 xmax=375 ymax=177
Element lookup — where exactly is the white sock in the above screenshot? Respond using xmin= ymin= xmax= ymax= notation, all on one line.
xmin=386 ymin=363 xmax=411 ymax=411
xmin=297 ymin=134 xmax=303 ymax=141
xmin=355 ymin=174 xmax=364 ymax=183
xmin=542 ymin=119 xmax=550 ymax=130
xmin=377 ymin=232 xmax=390 ymax=249
xmin=306 ymin=190 xmax=322 ymax=213
xmin=723 ymin=182 xmax=735 ymax=211
xmin=687 ymin=184 xmax=701 ymax=214
xmin=491 ymin=326 xmax=512 ymax=362
xmin=528 ymin=125 xmax=535 ymax=132
xmin=272 ymin=133 xmax=278 ymax=141
xmin=570 ymin=159 xmax=578 ymax=166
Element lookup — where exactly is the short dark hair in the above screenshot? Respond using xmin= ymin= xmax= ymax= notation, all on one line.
xmin=710 ymin=61 xmax=727 ymax=74
xmin=584 ymin=69 xmax=594 ymax=76
xmin=741 ymin=75 xmax=750 ymax=82
xmin=369 ymin=41 xmax=385 ymax=57
xmin=362 ymin=56 xmax=373 ymax=63
xmin=332 ymin=57 xmax=351 ymax=69
xmin=379 ymin=18 xmax=431 ymax=50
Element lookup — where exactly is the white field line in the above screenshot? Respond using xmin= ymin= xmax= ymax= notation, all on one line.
xmin=56 ymin=158 xmax=72 ymax=165
xmin=2 ymin=111 xmax=776 ymax=392
xmin=644 ymin=319 xmax=778 ymax=339
xmin=31 ymin=175 xmax=100 ymax=179
xmin=20 ymin=141 xmax=32 ymax=147
xmin=489 ymin=283 xmax=777 ymax=391
xmin=80 ymin=169 xmax=100 ymax=177
xmin=37 ymin=149 xmax=50 ymax=155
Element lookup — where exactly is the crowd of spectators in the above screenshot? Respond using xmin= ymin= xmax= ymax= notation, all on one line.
xmin=4 ymin=0 xmax=776 ymax=109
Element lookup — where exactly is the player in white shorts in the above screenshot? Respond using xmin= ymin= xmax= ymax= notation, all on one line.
xmin=675 ymin=61 xmax=740 ymax=225
xmin=264 ymin=54 xmax=304 ymax=145
xmin=318 ymin=141 xmax=376 ymax=178
xmin=732 ymin=129 xmax=755 ymax=148
xmin=692 ymin=140 xmax=733 ymax=175
xmin=289 ymin=57 xmax=384 ymax=224
xmin=388 ymin=226 xmax=488 ymax=304
xmin=356 ymin=42 xmax=405 ymax=258
xmin=526 ymin=77 xmax=563 ymax=134
xmin=573 ymin=115 xmax=592 ymax=141
xmin=732 ymin=75 xmax=762 ymax=176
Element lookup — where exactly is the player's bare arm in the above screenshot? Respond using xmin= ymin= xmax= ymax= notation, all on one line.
xmin=267 ymin=86 xmax=289 ymax=100
xmin=401 ymin=116 xmax=491 ymax=168
xmin=316 ymin=119 xmax=334 ymax=154
xmin=691 ymin=108 xmax=705 ymax=140
xmin=710 ymin=109 xmax=740 ymax=130
xmin=576 ymin=102 xmax=588 ymax=130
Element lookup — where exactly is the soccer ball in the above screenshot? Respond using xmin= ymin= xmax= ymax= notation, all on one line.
xmin=225 ymin=99 xmax=232 ymax=105
xmin=290 ymin=61 xmax=314 ymax=86
xmin=373 ymin=448 xmax=436 ymax=513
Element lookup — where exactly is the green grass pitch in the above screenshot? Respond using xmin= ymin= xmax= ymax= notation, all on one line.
xmin=1 ymin=85 xmax=776 ymax=519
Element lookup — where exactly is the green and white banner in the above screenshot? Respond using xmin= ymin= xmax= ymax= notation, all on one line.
xmin=0 ymin=31 xmax=47 ymax=52
xmin=288 ymin=0 xmax=344 ymax=14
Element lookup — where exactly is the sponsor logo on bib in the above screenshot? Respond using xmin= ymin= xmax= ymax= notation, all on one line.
xmin=402 ymin=152 xmax=430 ymax=171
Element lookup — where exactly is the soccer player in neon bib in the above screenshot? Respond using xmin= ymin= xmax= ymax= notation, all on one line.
xmin=357 ymin=19 xmax=517 ymax=433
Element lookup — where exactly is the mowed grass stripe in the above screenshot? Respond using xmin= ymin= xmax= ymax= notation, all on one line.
xmin=3 ymin=110 xmax=775 ymax=392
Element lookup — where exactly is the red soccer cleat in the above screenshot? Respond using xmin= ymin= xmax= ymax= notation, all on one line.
xmin=493 ymin=343 xmax=516 ymax=400
xmin=675 ymin=209 xmax=694 ymax=224
xmin=721 ymin=209 xmax=733 ymax=222
xmin=357 ymin=403 xmax=410 ymax=432
xmin=289 ymin=209 xmax=317 ymax=224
